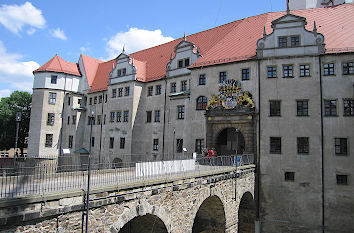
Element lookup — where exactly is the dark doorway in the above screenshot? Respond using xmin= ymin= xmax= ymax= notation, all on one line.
xmin=216 ymin=128 xmax=245 ymax=155
xmin=119 ymin=214 xmax=168 ymax=233
xmin=192 ymin=196 xmax=226 ymax=233
xmin=238 ymin=192 xmax=256 ymax=233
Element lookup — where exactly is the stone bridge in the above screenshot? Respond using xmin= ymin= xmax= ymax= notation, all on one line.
xmin=0 ymin=165 xmax=255 ymax=233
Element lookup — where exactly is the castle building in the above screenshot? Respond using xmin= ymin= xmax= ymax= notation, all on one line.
xmin=28 ymin=4 xmax=354 ymax=232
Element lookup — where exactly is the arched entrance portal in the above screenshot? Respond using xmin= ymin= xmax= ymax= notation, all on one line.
xmin=216 ymin=128 xmax=245 ymax=155
xmin=192 ymin=196 xmax=226 ymax=233
xmin=119 ymin=214 xmax=168 ymax=233
xmin=238 ymin=192 xmax=256 ymax=233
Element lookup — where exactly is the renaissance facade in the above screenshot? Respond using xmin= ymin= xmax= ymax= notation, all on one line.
xmin=28 ymin=4 xmax=354 ymax=232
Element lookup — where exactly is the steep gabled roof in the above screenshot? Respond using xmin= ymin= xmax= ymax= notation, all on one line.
xmin=34 ymin=55 xmax=81 ymax=76
xmin=80 ymin=54 xmax=103 ymax=86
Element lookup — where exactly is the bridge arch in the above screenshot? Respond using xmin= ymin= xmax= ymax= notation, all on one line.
xmin=118 ymin=214 xmax=168 ymax=233
xmin=237 ymin=191 xmax=256 ymax=233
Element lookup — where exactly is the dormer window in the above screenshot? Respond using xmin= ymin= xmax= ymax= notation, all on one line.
xmin=118 ymin=68 xmax=126 ymax=77
xmin=51 ymin=75 xmax=57 ymax=84
xmin=178 ymin=58 xmax=190 ymax=68
xmin=291 ymin=36 xmax=300 ymax=47
xmin=278 ymin=37 xmax=287 ymax=48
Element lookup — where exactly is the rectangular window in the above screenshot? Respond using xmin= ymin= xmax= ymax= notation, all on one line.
xmin=278 ymin=37 xmax=287 ymax=48
xmin=300 ymin=65 xmax=310 ymax=77
xmin=269 ymin=100 xmax=281 ymax=116
xmin=89 ymin=97 xmax=92 ymax=105
xmin=97 ymin=115 xmax=101 ymax=125
xmin=285 ymin=172 xmax=295 ymax=182
xmin=47 ymin=113 xmax=55 ymax=125
xmin=242 ymin=68 xmax=250 ymax=81
xmin=91 ymin=137 xmax=95 ymax=147
xmin=178 ymin=58 xmax=190 ymax=68
xmin=155 ymin=85 xmax=162 ymax=95
xmin=49 ymin=92 xmax=56 ymax=105
xmin=153 ymin=139 xmax=159 ymax=151
xmin=98 ymin=95 xmax=102 ymax=103
xmin=125 ymin=87 xmax=130 ymax=96
xmin=343 ymin=62 xmax=354 ymax=75
xmin=94 ymin=96 xmax=97 ymax=104
xmin=297 ymin=100 xmax=308 ymax=116
xmin=270 ymin=137 xmax=281 ymax=154
xmin=335 ymin=138 xmax=348 ymax=156
xmin=68 ymin=96 xmax=71 ymax=106
xmin=199 ymin=74 xmax=206 ymax=85
xmin=283 ymin=65 xmax=293 ymax=78
xmin=147 ymin=86 xmax=153 ymax=96
xmin=118 ymin=88 xmax=123 ymax=97
xmin=324 ymin=63 xmax=335 ymax=76
xmin=112 ymin=89 xmax=117 ymax=98
xmin=51 ymin=75 xmax=57 ymax=84
xmin=118 ymin=69 xmax=121 ymax=77
xmin=290 ymin=36 xmax=300 ymax=47
xmin=68 ymin=116 xmax=70 ymax=125
xmin=78 ymin=98 xmax=82 ymax=105
xmin=123 ymin=111 xmax=129 ymax=122
xmin=343 ymin=99 xmax=354 ymax=116
xmin=178 ymin=60 xmax=183 ymax=68
xmin=267 ymin=66 xmax=277 ymax=78
xmin=176 ymin=139 xmax=183 ymax=153
xmin=219 ymin=72 xmax=227 ymax=83
xmin=118 ymin=68 xmax=126 ymax=77
xmin=297 ymin=137 xmax=309 ymax=154
xmin=195 ymin=139 xmax=204 ymax=153
xmin=170 ymin=82 xmax=176 ymax=93
xmin=181 ymin=80 xmax=187 ymax=91
xmin=120 ymin=137 xmax=125 ymax=149
xmin=146 ymin=111 xmax=152 ymax=123
xmin=69 ymin=135 xmax=73 ymax=149
xmin=154 ymin=110 xmax=160 ymax=122
xmin=72 ymin=115 xmax=77 ymax=125
xmin=105 ymin=94 xmax=107 ymax=103
xmin=324 ymin=100 xmax=337 ymax=116
xmin=184 ymin=58 xmax=190 ymax=67
xmin=104 ymin=114 xmax=106 ymax=125
xmin=177 ymin=105 xmax=185 ymax=119
xmin=116 ymin=111 xmax=122 ymax=122
xmin=109 ymin=137 xmax=114 ymax=149
xmin=110 ymin=112 xmax=115 ymax=122
xmin=336 ymin=175 xmax=348 ymax=185
xmin=45 ymin=134 xmax=53 ymax=147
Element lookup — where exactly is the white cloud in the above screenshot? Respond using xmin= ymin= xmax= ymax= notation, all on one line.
xmin=27 ymin=28 xmax=36 ymax=35
xmin=0 ymin=41 xmax=39 ymax=92
xmin=106 ymin=28 xmax=174 ymax=58
xmin=51 ymin=28 xmax=67 ymax=40
xmin=0 ymin=89 xmax=11 ymax=99
xmin=0 ymin=2 xmax=45 ymax=34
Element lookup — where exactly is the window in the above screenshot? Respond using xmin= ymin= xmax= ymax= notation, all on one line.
xmin=89 ymin=97 xmax=92 ymax=105
xmin=109 ymin=137 xmax=114 ymax=149
xmin=178 ymin=60 xmax=183 ymax=68
xmin=283 ymin=65 xmax=293 ymax=78
xmin=336 ymin=175 xmax=348 ymax=185
xmin=118 ymin=88 xmax=123 ymax=97
xmin=68 ymin=96 xmax=71 ymax=106
xmin=335 ymin=138 xmax=347 ymax=156
xmin=297 ymin=137 xmax=309 ymax=154
xmin=120 ymin=137 xmax=125 ymax=149
xmin=97 ymin=115 xmax=101 ymax=125
xmin=94 ymin=96 xmax=97 ymax=104
xmin=49 ymin=92 xmax=56 ymax=105
xmin=297 ymin=100 xmax=308 ymax=116
xmin=195 ymin=139 xmax=204 ymax=153
xmin=91 ymin=116 xmax=95 ymax=125
xmin=170 ymin=82 xmax=176 ymax=93
xmin=269 ymin=100 xmax=281 ymax=116
xmin=181 ymin=80 xmax=187 ymax=91
xmin=285 ymin=172 xmax=295 ymax=182
xmin=72 ymin=115 xmax=77 ymax=125
xmin=69 ymin=135 xmax=73 ymax=149
xmin=184 ymin=58 xmax=190 ymax=67
xmin=300 ymin=65 xmax=310 ymax=77
xmin=270 ymin=137 xmax=281 ymax=154
xmin=196 ymin=96 xmax=207 ymax=110
xmin=324 ymin=63 xmax=335 ymax=76
xmin=153 ymin=139 xmax=159 ymax=151
xmin=267 ymin=66 xmax=277 ymax=78
xmin=242 ymin=68 xmax=250 ymax=81
xmin=324 ymin=100 xmax=337 ymax=116
xmin=178 ymin=58 xmax=190 ymax=68
xmin=116 ymin=111 xmax=121 ymax=122
xmin=146 ymin=111 xmax=152 ymax=123
xmin=199 ymin=74 xmax=206 ymax=85
xmin=45 ymin=134 xmax=53 ymax=147
xmin=110 ymin=112 xmax=115 ymax=122
xmin=98 ymin=95 xmax=102 ymax=103
xmin=278 ymin=37 xmax=287 ymax=48
xmin=177 ymin=105 xmax=185 ymax=119
xmin=176 ymin=139 xmax=183 ymax=153
xmin=118 ymin=68 xmax=126 ymax=77
xmin=220 ymin=72 xmax=227 ymax=83
xmin=123 ymin=111 xmax=129 ymax=122
xmin=343 ymin=99 xmax=354 ymax=116
xmin=155 ymin=85 xmax=162 ymax=95
xmin=91 ymin=137 xmax=95 ymax=147
xmin=78 ymin=98 xmax=82 ymax=105
xmin=147 ymin=86 xmax=153 ymax=96
xmin=125 ymin=87 xmax=130 ymax=96
xmin=51 ymin=75 xmax=57 ymax=84
xmin=290 ymin=36 xmax=300 ymax=47
xmin=154 ymin=110 xmax=160 ymax=122
xmin=47 ymin=113 xmax=55 ymax=125
xmin=68 ymin=116 xmax=70 ymax=125
xmin=343 ymin=62 xmax=354 ymax=75
xmin=104 ymin=114 xmax=106 ymax=125
xmin=105 ymin=94 xmax=107 ymax=103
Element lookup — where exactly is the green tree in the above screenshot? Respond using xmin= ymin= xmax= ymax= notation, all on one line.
xmin=0 ymin=91 xmax=32 ymax=156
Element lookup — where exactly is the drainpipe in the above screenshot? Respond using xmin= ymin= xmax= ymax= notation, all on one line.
xmin=162 ymin=77 xmax=167 ymax=161
xmin=255 ymin=59 xmax=261 ymax=233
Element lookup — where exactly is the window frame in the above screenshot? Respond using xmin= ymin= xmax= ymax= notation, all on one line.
xmin=219 ymin=71 xmax=227 ymax=83
xmin=116 ymin=111 xmax=122 ymax=122
xmin=269 ymin=100 xmax=281 ymax=117
xmin=110 ymin=112 xmax=115 ymax=122
xmin=283 ymin=65 xmax=293 ymax=78
xmin=45 ymin=134 xmax=53 ymax=147
xmin=147 ymin=86 xmax=153 ymax=96
xmin=297 ymin=137 xmax=309 ymax=155
xmin=176 ymin=139 xmax=183 ymax=153
xmin=296 ymin=100 xmax=309 ymax=116
xmin=323 ymin=63 xmax=335 ymax=76
xmin=120 ymin=137 xmax=125 ymax=149
xmin=195 ymin=139 xmax=204 ymax=154
xmin=290 ymin=35 xmax=300 ymax=47
xmin=199 ymin=74 xmax=206 ymax=85
xmin=109 ymin=137 xmax=114 ymax=149
xmin=123 ymin=110 xmax=129 ymax=122
xmin=196 ymin=96 xmax=207 ymax=110
xmin=177 ymin=105 xmax=185 ymax=119
xmin=154 ymin=110 xmax=160 ymax=122
xmin=49 ymin=92 xmax=57 ymax=105
xmin=241 ymin=68 xmax=250 ymax=81
xmin=335 ymin=138 xmax=348 ymax=156
xmin=125 ymin=87 xmax=130 ymax=96
xmin=267 ymin=66 xmax=277 ymax=78
xmin=343 ymin=99 xmax=354 ymax=116
xmin=324 ymin=99 xmax=337 ymax=116
xmin=299 ymin=64 xmax=310 ymax=77
xmin=51 ymin=75 xmax=57 ymax=84
xmin=69 ymin=135 xmax=73 ymax=149
xmin=170 ymin=82 xmax=176 ymax=93
xmin=270 ymin=137 xmax=281 ymax=154
xmin=155 ymin=85 xmax=162 ymax=95
xmin=47 ymin=113 xmax=55 ymax=126
xmin=181 ymin=80 xmax=187 ymax=92
xmin=118 ymin=88 xmax=123 ymax=97
xmin=342 ymin=61 xmax=354 ymax=75
xmin=153 ymin=139 xmax=159 ymax=151
xmin=146 ymin=111 xmax=152 ymax=123
xmin=278 ymin=36 xmax=287 ymax=48
xmin=336 ymin=174 xmax=348 ymax=185
xmin=285 ymin=172 xmax=295 ymax=182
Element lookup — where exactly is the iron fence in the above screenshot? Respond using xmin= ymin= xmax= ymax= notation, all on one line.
xmin=0 ymin=154 xmax=254 ymax=199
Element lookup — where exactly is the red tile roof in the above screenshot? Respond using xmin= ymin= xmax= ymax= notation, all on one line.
xmin=34 ymin=55 xmax=81 ymax=76
xmin=80 ymin=54 xmax=103 ymax=87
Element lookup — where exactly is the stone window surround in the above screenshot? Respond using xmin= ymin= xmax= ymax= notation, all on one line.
xmin=299 ymin=64 xmax=311 ymax=77
xmin=267 ymin=66 xmax=277 ymax=78
xmin=324 ymin=99 xmax=337 ymax=117
xmin=282 ymin=64 xmax=294 ymax=78
xmin=323 ymin=63 xmax=335 ymax=76
xmin=342 ymin=61 xmax=354 ymax=75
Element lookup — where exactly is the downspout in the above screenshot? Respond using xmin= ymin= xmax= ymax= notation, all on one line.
xmin=162 ymin=77 xmax=167 ymax=160
xmin=98 ymin=91 xmax=105 ymax=164
xmin=59 ymin=74 xmax=67 ymax=158
xmin=256 ymin=59 xmax=261 ymax=232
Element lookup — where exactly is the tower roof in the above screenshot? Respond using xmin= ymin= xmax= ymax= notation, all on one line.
xmin=34 ymin=55 xmax=81 ymax=76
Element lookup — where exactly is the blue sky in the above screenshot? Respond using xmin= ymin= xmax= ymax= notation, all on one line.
xmin=0 ymin=0 xmax=286 ymax=98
